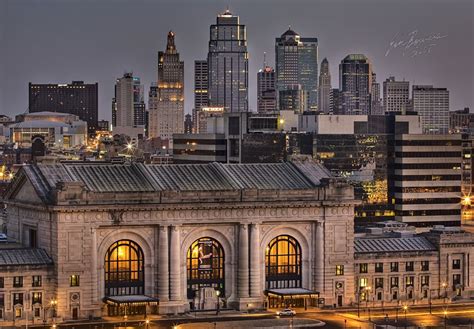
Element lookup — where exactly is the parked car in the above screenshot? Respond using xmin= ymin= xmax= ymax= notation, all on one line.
xmin=0 ymin=233 xmax=7 ymax=242
xmin=276 ymin=308 xmax=296 ymax=316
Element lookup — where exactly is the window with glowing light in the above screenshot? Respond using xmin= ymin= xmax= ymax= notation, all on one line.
xmin=105 ymin=240 xmax=144 ymax=296
xmin=187 ymin=237 xmax=225 ymax=299
xmin=265 ymin=235 xmax=302 ymax=289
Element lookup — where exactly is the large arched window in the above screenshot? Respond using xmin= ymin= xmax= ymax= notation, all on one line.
xmin=265 ymin=235 xmax=302 ymax=289
xmin=105 ymin=240 xmax=144 ymax=296
xmin=187 ymin=237 xmax=225 ymax=299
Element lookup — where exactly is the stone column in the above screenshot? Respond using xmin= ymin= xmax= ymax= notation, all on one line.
xmin=249 ymin=223 xmax=261 ymax=297
xmin=315 ymin=221 xmax=324 ymax=293
xmin=238 ymin=223 xmax=249 ymax=298
xmin=158 ymin=225 xmax=169 ymax=301
xmin=169 ymin=225 xmax=181 ymax=301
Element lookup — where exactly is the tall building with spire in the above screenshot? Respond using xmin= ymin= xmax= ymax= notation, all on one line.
xmin=148 ymin=31 xmax=184 ymax=144
xmin=318 ymin=58 xmax=331 ymax=113
xmin=275 ymin=28 xmax=318 ymax=111
xmin=339 ymin=54 xmax=372 ymax=115
xmin=207 ymin=9 xmax=248 ymax=112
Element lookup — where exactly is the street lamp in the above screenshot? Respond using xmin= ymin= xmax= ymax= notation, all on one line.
xmin=145 ymin=318 xmax=150 ymax=329
xmin=443 ymin=310 xmax=448 ymax=329
xmin=216 ymin=290 xmax=221 ymax=315
xmin=441 ymin=282 xmax=448 ymax=299
xmin=365 ymin=286 xmax=372 ymax=312
xmin=403 ymin=305 xmax=408 ymax=329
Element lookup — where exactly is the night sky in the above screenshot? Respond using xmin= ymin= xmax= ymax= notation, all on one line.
xmin=1 ymin=0 xmax=472 ymax=121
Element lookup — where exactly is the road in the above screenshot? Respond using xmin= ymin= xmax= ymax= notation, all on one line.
xmin=27 ymin=303 xmax=474 ymax=329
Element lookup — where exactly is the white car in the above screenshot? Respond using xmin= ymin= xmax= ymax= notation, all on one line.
xmin=0 ymin=233 xmax=7 ymax=242
xmin=277 ymin=308 xmax=296 ymax=316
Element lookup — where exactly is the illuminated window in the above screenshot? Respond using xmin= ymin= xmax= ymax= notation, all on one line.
xmin=32 ymin=292 xmax=42 ymax=304
xmin=70 ymin=275 xmax=80 ymax=287
xmin=336 ymin=265 xmax=344 ymax=276
xmin=105 ymin=240 xmax=144 ymax=296
xmin=359 ymin=277 xmax=368 ymax=288
xmin=265 ymin=235 xmax=302 ymax=289
xmin=15 ymin=308 xmax=22 ymax=318
xmin=187 ymin=237 xmax=225 ymax=299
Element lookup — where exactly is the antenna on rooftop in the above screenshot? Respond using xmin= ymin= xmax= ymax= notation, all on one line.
xmin=263 ymin=52 xmax=267 ymax=68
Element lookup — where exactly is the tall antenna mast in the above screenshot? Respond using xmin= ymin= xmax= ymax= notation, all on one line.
xmin=263 ymin=52 xmax=267 ymax=68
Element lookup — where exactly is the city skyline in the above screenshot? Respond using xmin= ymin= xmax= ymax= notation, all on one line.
xmin=0 ymin=0 xmax=472 ymax=120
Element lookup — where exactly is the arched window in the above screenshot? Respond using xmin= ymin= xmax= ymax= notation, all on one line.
xmin=265 ymin=235 xmax=302 ymax=289
xmin=187 ymin=237 xmax=225 ymax=299
xmin=105 ymin=240 xmax=144 ymax=296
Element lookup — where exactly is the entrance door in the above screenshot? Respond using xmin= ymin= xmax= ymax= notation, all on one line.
xmin=72 ymin=307 xmax=78 ymax=320
xmin=337 ymin=295 xmax=343 ymax=307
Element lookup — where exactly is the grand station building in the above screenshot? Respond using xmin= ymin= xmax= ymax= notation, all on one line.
xmin=1 ymin=161 xmax=474 ymax=326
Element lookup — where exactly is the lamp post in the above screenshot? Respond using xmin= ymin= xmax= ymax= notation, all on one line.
xmin=145 ymin=318 xmax=150 ymax=329
xmin=216 ymin=290 xmax=221 ymax=316
xmin=403 ymin=305 xmax=408 ymax=329
xmin=50 ymin=299 xmax=58 ymax=324
xmin=365 ymin=286 xmax=371 ymax=315
xmin=443 ymin=310 xmax=448 ymax=329
xmin=441 ymin=282 xmax=448 ymax=300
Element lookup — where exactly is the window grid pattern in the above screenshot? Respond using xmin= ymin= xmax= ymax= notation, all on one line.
xmin=265 ymin=235 xmax=302 ymax=289
xmin=105 ymin=240 xmax=144 ymax=296
xmin=187 ymin=237 xmax=225 ymax=299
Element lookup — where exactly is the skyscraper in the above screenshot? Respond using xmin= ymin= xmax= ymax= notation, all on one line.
xmin=339 ymin=54 xmax=372 ymax=115
xmin=112 ymin=73 xmax=146 ymax=140
xmin=29 ymin=81 xmax=98 ymax=135
xmin=383 ymin=77 xmax=410 ymax=113
xmin=257 ymin=59 xmax=276 ymax=113
xmin=275 ymin=28 xmax=318 ymax=111
xmin=370 ymin=73 xmax=383 ymax=115
xmin=318 ymin=58 xmax=331 ymax=113
xmin=412 ymin=85 xmax=449 ymax=134
xmin=208 ymin=9 xmax=248 ymax=112
xmin=194 ymin=60 xmax=209 ymax=112
xmin=148 ymin=31 xmax=184 ymax=142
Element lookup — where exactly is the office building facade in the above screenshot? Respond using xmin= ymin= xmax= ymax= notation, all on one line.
xmin=412 ymin=85 xmax=449 ymax=134
xmin=275 ymin=29 xmax=318 ymax=111
xmin=257 ymin=66 xmax=277 ymax=113
xmin=388 ymin=134 xmax=462 ymax=228
xmin=112 ymin=73 xmax=146 ymax=141
xmin=208 ymin=10 xmax=248 ymax=113
xmin=383 ymin=77 xmax=410 ymax=113
xmin=339 ymin=54 xmax=372 ymax=115
xmin=28 ymin=81 xmax=98 ymax=135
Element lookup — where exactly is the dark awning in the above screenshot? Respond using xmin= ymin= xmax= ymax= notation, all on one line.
xmin=265 ymin=288 xmax=319 ymax=299
xmin=103 ymin=295 xmax=159 ymax=306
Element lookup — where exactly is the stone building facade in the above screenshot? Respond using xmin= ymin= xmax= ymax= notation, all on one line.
xmin=2 ymin=161 xmax=357 ymax=324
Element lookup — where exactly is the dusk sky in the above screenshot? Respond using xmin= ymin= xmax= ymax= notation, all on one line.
xmin=1 ymin=0 xmax=472 ymax=120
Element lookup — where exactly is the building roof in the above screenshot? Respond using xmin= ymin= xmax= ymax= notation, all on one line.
xmin=281 ymin=28 xmax=298 ymax=36
xmin=8 ymin=161 xmax=333 ymax=203
xmin=355 ymin=236 xmax=436 ymax=253
xmin=0 ymin=248 xmax=53 ymax=266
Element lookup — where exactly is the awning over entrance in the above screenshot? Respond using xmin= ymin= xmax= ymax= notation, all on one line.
xmin=103 ymin=295 xmax=159 ymax=306
xmin=265 ymin=288 xmax=319 ymax=299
